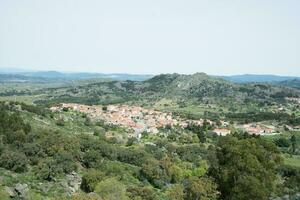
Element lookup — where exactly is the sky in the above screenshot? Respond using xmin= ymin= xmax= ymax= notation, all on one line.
xmin=0 ymin=0 xmax=300 ymax=76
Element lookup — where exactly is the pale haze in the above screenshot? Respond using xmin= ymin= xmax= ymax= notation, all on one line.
xmin=0 ymin=0 xmax=299 ymax=75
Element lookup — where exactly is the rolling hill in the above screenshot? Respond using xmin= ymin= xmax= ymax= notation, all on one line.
xmin=31 ymin=73 xmax=299 ymax=108
xmin=220 ymin=74 xmax=300 ymax=83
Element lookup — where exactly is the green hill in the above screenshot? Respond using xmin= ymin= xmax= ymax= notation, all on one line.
xmin=33 ymin=73 xmax=299 ymax=106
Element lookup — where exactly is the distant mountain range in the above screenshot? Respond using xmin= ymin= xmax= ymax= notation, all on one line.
xmin=0 ymin=69 xmax=153 ymax=82
xmin=219 ymin=74 xmax=300 ymax=83
xmin=0 ymin=68 xmax=299 ymax=83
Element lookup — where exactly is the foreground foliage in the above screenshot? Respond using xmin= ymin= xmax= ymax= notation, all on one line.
xmin=0 ymin=102 xmax=299 ymax=199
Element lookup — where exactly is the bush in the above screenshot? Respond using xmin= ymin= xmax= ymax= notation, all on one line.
xmin=4 ymin=130 xmax=26 ymax=145
xmin=84 ymin=117 xmax=92 ymax=126
xmin=165 ymin=184 xmax=184 ymax=200
xmin=275 ymin=138 xmax=291 ymax=148
xmin=54 ymin=151 xmax=77 ymax=173
xmin=185 ymin=177 xmax=219 ymax=200
xmin=127 ymin=186 xmax=158 ymax=200
xmin=0 ymin=150 xmax=28 ymax=172
xmin=81 ymin=169 xmax=105 ymax=192
xmin=82 ymin=150 xmax=103 ymax=168
xmin=56 ymin=118 xmax=65 ymax=126
xmin=35 ymin=158 xmax=63 ymax=181
xmin=94 ymin=177 xmax=128 ymax=200
xmin=23 ymin=143 xmax=45 ymax=165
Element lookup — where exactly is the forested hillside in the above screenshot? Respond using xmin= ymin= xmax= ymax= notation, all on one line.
xmin=0 ymin=101 xmax=299 ymax=199
xmin=0 ymin=73 xmax=299 ymax=199
xmin=30 ymin=73 xmax=299 ymax=107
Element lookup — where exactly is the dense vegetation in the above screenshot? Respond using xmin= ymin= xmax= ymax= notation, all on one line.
xmin=0 ymin=73 xmax=299 ymax=199
xmin=3 ymin=73 xmax=299 ymax=109
xmin=0 ymin=101 xmax=299 ymax=199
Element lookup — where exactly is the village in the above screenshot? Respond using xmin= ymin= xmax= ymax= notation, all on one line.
xmin=50 ymin=103 xmax=288 ymax=138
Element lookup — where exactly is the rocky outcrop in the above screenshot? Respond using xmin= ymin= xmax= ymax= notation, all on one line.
xmin=5 ymin=186 xmax=16 ymax=198
xmin=61 ymin=171 xmax=82 ymax=195
xmin=4 ymin=183 xmax=29 ymax=199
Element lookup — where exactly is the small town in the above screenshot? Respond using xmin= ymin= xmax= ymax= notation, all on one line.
xmin=50 ymin=103 xmax=288 ymax=137
xmin=51 ymin=103 xmax=206 ymax=135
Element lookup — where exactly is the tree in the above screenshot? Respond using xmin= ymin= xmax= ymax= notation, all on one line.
xmin=290 ymin=134 xmax=297 ymax=154
xmin=126 ymin=186 xmax=158 ymax=200
xmin=210 ymin=136 xmax=282 ymax=200
xmin=82 ymin=150 xmax=103 ymax=168
xmin=94 ymin=177 xmax=128 ymax=200
xmin=35 ymin=158 xmax=63 ymax=181
xmin=102 ymin=106 xmax=108 ymax=111
xmin=165 ymin=184 xmax=184 ymax=200
xmin=185 ymin=177 xmax=219 ymax=200
xmin=84 ymin=117 xmax=92 ymax=126
xmin=140 ymin=159 xmax=170 ymax=188
xmin=168 ymin=165 xmax=184 ymax=183
xmin=275 ymin=137 xmax=290 ymax=148
xmin=54 ymin=151 xmax=77 ymax=173
xmin=56 ymin=116 xmax=65 ymax=126
xmin=81 ymin=169 xmax=105 ymax=192
xmin=4 ymin=129 xmax=26 ymax=145
xmin=197 ymin=129 xmax=206 ymax=143
xmin=0 ymin=150 xmax=28 ymax=172
xmin=126 ymin=137 xmax=138 ymax=146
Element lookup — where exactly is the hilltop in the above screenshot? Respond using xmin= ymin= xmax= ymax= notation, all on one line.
xmin=0 ymin=71 xmax=299 ymax=120
xmin=30 ymin=72 xmax=299 ymax=106
xmin=275 ymin=79 xmax=300 ymax=90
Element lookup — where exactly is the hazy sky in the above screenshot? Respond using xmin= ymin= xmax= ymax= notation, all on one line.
xmin=0 ymin=0 xmax=300 ymax=75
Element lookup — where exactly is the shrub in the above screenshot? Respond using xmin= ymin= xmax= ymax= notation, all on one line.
xmin=127 ymin=186 xmax=158 ymax=200
xmin=82 ymin=150 xmax=103 ymax=168
xmin=35 ymin=158 xmax=63 ymax=181
xmin=54 ymin=151 xmax=77 ymax=173
xmin=94 ymin=177 xmax=128 ymax=200
xmin=81 ymin=169 xmax=105 ymax=192
xmin=275 ymin=138 xmax=291 ymax=148
xmin=56 ymin=117 xmax=65 ymax=126
xmin=0 ymin=150 xmax=28 ymax=172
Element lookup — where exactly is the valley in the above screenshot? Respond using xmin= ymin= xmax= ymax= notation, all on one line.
xmin=0 ymin=72 xmax=299 ymax=200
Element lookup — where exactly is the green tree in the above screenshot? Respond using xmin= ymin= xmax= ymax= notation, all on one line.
xmin=165 ymin=184 xmax=184 ymax=200
xmin=84 ymin=117 xmax=92 ymax=126
xmin=275 ymin=137 xmax=290 ymax=148
xmin=290 ymin=134 xmax=297 ymax=154
xmin=54 ymin=151 xmax=77 ymax=173
xmin=0 ymin=150 xmax=28 ymax=172
xmin=185 ymin=177 xmax=219 ymax=200
xmin=81 ymin=169 xmax=105 ymax=192
xmin=56 ymin=117 xmax=65 ymax=126
xmin=126 ymin=186 xmax=158 ymax=200
xmin=35 ymin=158 xmax=62 ymax=181
xmin=197 ymin=129 xmax=206 ymax=143
xmin=210 ymin=136 xmax=282 ymax=200
xmin=94 ymin=177 xmax=128 ymax=200
xmin=4 ymin=129 xmax=26 ymax=145
xmin=82 ymin=150 xmax=103 ymax=168
xmin=140 ymin=159 xmax=170 ymax=188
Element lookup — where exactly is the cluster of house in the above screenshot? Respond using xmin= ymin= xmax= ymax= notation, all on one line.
xmin=240 ymin=123 xmax=276 ymax=135
xmin=286 ymin=97 xmax=300 ymax=104
xmin=50 ymin=103 xmax=212 ymax=135
xmin=50 ymin=103 xmax=281 ymax=137
xmin=212 ymin=123 xmax=277 ymax=136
